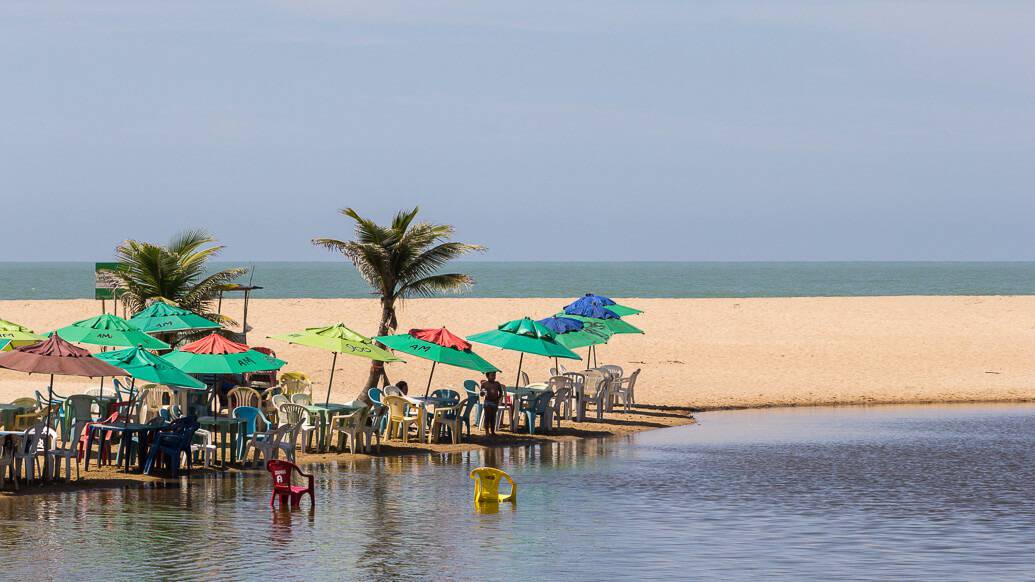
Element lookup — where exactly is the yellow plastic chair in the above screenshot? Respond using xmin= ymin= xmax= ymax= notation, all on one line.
xmin=383 ymin=395 xmax=421 ymax=443
xmin=470 ymin=467 xmax=516 ymax=504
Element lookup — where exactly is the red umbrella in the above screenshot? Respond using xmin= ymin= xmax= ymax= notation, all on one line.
xmin=0 ymin=335 xmax=125 ymax=452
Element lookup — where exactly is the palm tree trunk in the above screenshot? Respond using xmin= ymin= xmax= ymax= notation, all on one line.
xmin=362 ymin=298 xmax=397 ymax=398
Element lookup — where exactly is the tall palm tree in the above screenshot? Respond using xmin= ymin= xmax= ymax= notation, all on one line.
xmin=107 ymin=229 xmax=247 ymax=324
xmin=313 ymin=207 xmax=485 ymax=389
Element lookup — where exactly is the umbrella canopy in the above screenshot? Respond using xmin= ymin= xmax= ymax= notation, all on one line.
xmin=0 ymin=335 xmax=126 ymax=377
xmin=51 ymin=314 xmax=170 ymax=350
xmin=564 ymin=293 xmax=643 ymax=317
xmin=129 ymin=301 xmax=221 ymax=334
xmin=537 ymin=316 xmax=613 ymax=349
xmin=162 ymin=333 xmax=286 ymax=374
xmin=377 ymin=328 xmax=498 ymax=373
xmin=269 ymin=324 xmax=401 ymax=362
xmin=377 ymin=327 xmax=499 ymax=395
xmin=558 ymin=311 xmax=644 ymax=335
xmin=269 ymin=323 xmax=401 ymax=405
xmin=94 ymin=346 xmax=206 ymax=389
xmin=0 ymin=319 xmax=47 ymax=348
xmin=468 ymin=318 xmax=582 ymax=359
xmin=467 ymin=317 xmax=581 ymax=387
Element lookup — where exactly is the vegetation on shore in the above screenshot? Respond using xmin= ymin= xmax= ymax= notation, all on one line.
xmin=108 ymin=229 xmax=246 ymax=325
xmin=312 ymin=207 xmax=484 ymax=390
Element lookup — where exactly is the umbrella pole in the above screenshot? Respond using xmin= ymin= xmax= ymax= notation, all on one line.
xmin=40 ymin=373 xmax=55 ymax=484
xmin=424 ymin=361 xmax=437 ymax=397
xmin=325 ymin=352 xmax=338 ymax=406
xmin=515 ymin=352 xmax=525 ymax=387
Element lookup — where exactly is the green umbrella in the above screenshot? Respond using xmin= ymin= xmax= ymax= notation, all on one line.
xmin=604 ymin=304 xmax=642 ymax=317
xmin=269 ymin=324 xmax=402 ymax=405
xmin=467 ymin=317 xmax=580 ymax=387
xmin=94 ymin=346 xmax=206 ymax=389
xmin=376 ymin=327 xmax=499 ymax=396
xmin=129 ymin=301 xmax=221 ymax=334
xmin=557 ymin=314 xmax=644 ymax=336
xmin=51 ymin=314 xmax=170 ymax=350
xmin=0 ymin=319 xmax=47 ymax=348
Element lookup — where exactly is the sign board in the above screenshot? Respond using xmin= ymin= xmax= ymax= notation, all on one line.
xmin=95 ymin=262 xmax=127 ymax=300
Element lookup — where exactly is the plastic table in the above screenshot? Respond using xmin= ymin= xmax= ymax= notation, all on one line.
xmin=198 ymin=416 xmax=247 ymax=465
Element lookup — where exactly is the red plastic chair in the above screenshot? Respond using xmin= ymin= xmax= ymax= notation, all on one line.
xmin=266 ymin=459 xmax=314 ymax=508
xmin=78 ymin=411 xmax=121 ymax=463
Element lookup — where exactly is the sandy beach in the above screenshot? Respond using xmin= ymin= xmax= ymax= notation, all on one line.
xmin=2 ymin=295 xmax=1033 ymax=410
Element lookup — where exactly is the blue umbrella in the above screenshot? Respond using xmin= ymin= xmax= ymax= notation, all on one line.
xmin=565 ymin=293 xmax=643 ymax=317
xmin=538 ymin=316 xmax=585 ymax=335
xmin=564 ymin=303 xmax=620 ymax=319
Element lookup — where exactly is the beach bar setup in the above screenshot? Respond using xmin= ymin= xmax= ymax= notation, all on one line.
xmin=0 ymin=291 xmax=644 ymax=486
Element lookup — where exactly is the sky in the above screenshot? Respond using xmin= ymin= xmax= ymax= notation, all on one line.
xmin=1 ymin=1 xmax=1033 ymax=262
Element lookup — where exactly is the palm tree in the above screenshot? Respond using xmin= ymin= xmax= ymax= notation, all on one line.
xmin=313 ymin=207 xmax=485 ymax=389
xmin=108 ymin=229 xmax=247 ymax=325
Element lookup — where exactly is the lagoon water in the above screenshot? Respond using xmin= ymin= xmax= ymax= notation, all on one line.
xmin=1 ymin=404 xmax=1032 ymax=580
xmin=3 ymin=261 xmax=1035 ymax=299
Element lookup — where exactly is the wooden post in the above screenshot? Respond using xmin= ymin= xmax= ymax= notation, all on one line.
xmin=242 ymin=289 xmax=250 ymax=344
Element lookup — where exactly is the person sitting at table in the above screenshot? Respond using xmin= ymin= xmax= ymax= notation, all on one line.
xmin=396 ymin=380 xmax=409 ymax=395
xmin=480 ymin=371 xmax=504 ymax=437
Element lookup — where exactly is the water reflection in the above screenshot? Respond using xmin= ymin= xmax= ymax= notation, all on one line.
xmin=0 ymin=404 xmax=1032 ymax=580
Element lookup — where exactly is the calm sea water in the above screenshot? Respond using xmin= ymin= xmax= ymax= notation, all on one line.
xmin=0 ymin=405 xmax=1031 ymax=580
xmin=2 ymin=261 xmax=1035 ymax=299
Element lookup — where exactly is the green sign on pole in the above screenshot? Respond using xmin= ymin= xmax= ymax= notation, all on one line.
xmin=95 ymin=262 xmax=127 ymax=300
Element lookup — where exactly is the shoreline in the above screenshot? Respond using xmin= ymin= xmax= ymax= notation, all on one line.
xmin=0 ymin=405 xmax=696 ymax=497
xmin=5 ymin=398 xmax=1034 ymax=497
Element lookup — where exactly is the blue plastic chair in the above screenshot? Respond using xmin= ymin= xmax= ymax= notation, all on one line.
xmin=519 ymin=390 xmax=554 ymax=435
xmin=463 ymin=380 xmax=483 ymax=427
xmin=367 ymin=387 xmax=388 ymax=432
xmin=457 ymin=396 xmax=478 ymax=441
xmin=144 ymin=416 xmax=200 ymax=476
xmin=431 ymin=389 xmax=461 ymax=404
xmin=232 ymin=406 xmax=271 ymax=457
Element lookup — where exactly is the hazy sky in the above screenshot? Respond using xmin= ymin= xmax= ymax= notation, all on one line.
xmin=2 ymin=1 xmax=1033 ymax=261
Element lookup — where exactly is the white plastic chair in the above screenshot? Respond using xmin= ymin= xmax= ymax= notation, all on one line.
xmin=244 ymin=424 xmax=288 ymax=468
xmin=427 ymin=403 xmax=462 ymax=444
xmin=330 ymin=408 xmax=368 ymax=454
xmin=607 ymin=369 xmax=638 ymax=412
xmin=276 ymin=419 xmax=305 ymax=462
xmin=14 ymin=423 xmax=45 ymax=481
xmin=290 ymin=393 xmax=313 ymax=406
xmin=278 ymin=404 xmax=317 ymax=453
xmin=192 ymin=429 xmax=217 ymax=468
xmin=581 ymin=371 xmax=610 ymax=421
xmin=0 ymin=435 xmax=19 ymax=490
xmin=47 ymin=420 xmax=86 ymax=480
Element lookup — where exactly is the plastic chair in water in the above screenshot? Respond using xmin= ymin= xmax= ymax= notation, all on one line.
xmin=266 ymin=459 xmax=314 ymax=509
xmin=470 ymin=467 xmax=516 ymax=504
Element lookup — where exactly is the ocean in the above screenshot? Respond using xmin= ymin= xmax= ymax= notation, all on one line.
xmin=1 ymin=261 xmax=1035 ymax=300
